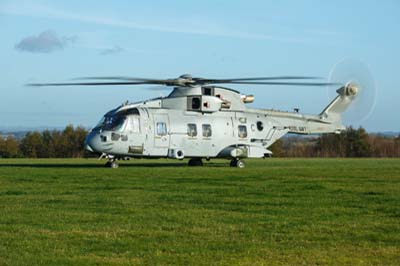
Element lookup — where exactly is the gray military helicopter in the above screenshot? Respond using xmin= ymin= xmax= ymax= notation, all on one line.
xmin=30 ymin=62 xmax=375 ymax=168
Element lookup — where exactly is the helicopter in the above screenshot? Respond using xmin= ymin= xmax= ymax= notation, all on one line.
xmin=29 ymin=62 xmax=375 ymax=168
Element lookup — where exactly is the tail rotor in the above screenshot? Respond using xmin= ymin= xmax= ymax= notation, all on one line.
xmin=327 ymin=59 xmax=376 ymax=126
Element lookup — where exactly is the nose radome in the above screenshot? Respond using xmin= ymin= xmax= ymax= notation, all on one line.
xmin=85 ymin=143 xmax=93 ymax=152
xmin=85 ymin=131 xmax=101 ymax=153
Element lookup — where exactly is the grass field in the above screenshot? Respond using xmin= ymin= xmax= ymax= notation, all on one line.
xmin=0 ymin=158 xmax=399 ymax=266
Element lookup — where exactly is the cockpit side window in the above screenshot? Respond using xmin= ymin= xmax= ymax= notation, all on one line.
xmin=99 ymin=108 xmax=140 ymax=132
xmin=127 ymin=115 xmax=140 ymax=133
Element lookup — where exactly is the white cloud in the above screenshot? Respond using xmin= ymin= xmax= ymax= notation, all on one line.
xmin=15 ymin=30 xmax=77 ymax=53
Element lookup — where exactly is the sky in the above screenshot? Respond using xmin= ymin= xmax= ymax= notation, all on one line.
xmin=0 ymin=0 xmax=399 ymax=131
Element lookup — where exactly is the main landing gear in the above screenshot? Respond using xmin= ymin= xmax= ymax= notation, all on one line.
xmin=188 ymin=158 xmax=203 ymax=166
xmin=105 ymin=160 xmax=119 ymax=168
xmin=230 ymin=158 xmax=245 ymax=168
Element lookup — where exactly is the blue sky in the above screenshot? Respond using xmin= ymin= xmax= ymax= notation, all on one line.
xmin=0 ymin=0 xmax=399 ymax=131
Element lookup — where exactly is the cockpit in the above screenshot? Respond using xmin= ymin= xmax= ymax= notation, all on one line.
xmin=95 ymin=108 xmax=140 ymax=133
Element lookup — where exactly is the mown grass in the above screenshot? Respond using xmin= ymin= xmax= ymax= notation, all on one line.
xmin=0 ymin=158 xmax=399 ymax=266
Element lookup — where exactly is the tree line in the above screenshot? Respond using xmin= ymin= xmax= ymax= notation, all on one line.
xmin=0 ymin=125 xmax=88 ymax=158
xmin=270 ymin=127 xmax=400 ymax=157
xmin=0 ymin=125 xmax=399 ymax=158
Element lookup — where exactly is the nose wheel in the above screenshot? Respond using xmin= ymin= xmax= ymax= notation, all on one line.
xmin=105 ymin=160 xmax=119 ymax=168
xmin=230 ymin=158 xmax=245 ymax=168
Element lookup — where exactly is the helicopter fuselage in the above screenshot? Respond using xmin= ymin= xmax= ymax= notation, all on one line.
xmin=85 ymin=85 xmax=345 ymax=163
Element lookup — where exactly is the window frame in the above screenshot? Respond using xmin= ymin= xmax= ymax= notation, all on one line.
xmin=187 ymin=123 xmax=197 ymax=137
xmin=156 ymin=122 xmax=167 ymax=136
xmin=202 ymin=124 xmax=212 ymax=138
xmin=238 ymin=125 xmax=248 ymax=138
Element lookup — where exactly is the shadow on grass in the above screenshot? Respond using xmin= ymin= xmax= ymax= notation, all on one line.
xmin=0 ymin=162 xmax=228 ymax=168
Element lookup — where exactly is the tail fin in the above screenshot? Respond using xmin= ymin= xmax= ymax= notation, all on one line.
xmin=320 ymin=83 xmax=359 ymax=123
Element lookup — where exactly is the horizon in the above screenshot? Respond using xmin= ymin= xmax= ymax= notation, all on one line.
xmin=0 ymin=1 xmax=399 ymax=131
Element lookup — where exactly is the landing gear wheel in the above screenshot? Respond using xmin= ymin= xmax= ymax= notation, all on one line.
xmin=188 ymin=158 xmax=203 ymax=167
xmin=230 ymin=158 xmax=245 ymax=168
xmin=105 ymin=161 xmax=119 ymax=168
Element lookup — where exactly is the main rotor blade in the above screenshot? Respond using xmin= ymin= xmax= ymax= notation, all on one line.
xmin=76 ymin=75 xmax=322 ymax=83
xmin=74 ymin=76 xmax=167 ymax=83
xmin=27 ymin=81 xmax=342 ymax=87
xmin=225 ymin=81 xmax=343 ymax=86
xmin=27 ymin=75 xmax=341 ymax=87
xmin=195 ymin=76 xmax=322 ymax=84
xmin=27 ymin=81 xmax=160 ymax=86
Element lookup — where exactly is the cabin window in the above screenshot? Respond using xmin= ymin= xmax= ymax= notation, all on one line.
xmin=187 ymin=123 xmax=197 ymax=137
xmin=202 ymin=124 xmax=212 ymax=137
xmin=257 ymin=121 xmax=264 ymax=131
xmin=238 ymin=125 xmax=248 ymax=138
xmin=156 ymin=122 xmax=167 ymax=136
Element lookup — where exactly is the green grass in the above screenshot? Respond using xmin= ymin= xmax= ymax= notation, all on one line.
xmin=0 ymin=158 xmax=399 ymax=266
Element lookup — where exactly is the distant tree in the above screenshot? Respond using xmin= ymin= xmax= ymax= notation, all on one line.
xmin=395 ymin=135 xmax=400 ymax=157
xmin=18 ymin=125 xmax=89 ymax=158
xmin=0 ymin=135 xmax=20 ymax=158
xmin=0 ymin=136 xmax=5 ymax=158
xmin=62 ymin=125 xmax=88 ymax=157
xmin=51 ymin=130 xmax=66 ymax=157
xmin=313 ymin=127 xmax=371 ymax=157
xmin=73 ymin=126 xmax=89 ymax=157
xmin=41 ymin=130 xmax=55 ymax=158
xmin=20 ymin=132 xmax=44 ymax=158
xmin=345 ymin=127 xmax=371 ymax=157
xmin=315 ymin=133 xmax=344 ymax=157
xmin=49 ymin=125 xmax=88 ymax=158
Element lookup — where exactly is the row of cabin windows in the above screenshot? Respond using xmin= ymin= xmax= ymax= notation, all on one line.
xmin=187 ymin=124 xmax=248 ymax=138
xmin=187 ymin=124 xmax=212 ymax=138
xmin=156 ymin=122 xmax=248 ymax=138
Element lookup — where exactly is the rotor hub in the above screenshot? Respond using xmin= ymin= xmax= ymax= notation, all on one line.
xmin=179 ymin=74 xmax=193 ymax=79
xmin=345 ymin=82 xmax=359 ymax=97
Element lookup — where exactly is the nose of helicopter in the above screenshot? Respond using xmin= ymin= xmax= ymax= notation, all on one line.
xmin=84 ymin=142 xmax=94 ymax=152
xmin=85 ymin=131 xmax=102 ymax=153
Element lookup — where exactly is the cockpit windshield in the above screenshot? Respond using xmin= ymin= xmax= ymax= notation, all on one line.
xmin=95 ymin=108 xmax=140 ymax=132
xmin=102 ymin=115 xmax=127 ymax=131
